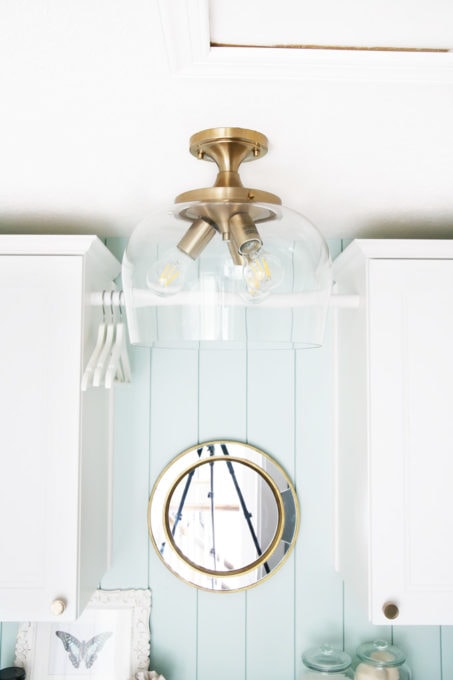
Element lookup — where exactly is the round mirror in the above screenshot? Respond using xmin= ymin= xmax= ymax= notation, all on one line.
xmin=148 ymin=440 xmax=299 ymax=591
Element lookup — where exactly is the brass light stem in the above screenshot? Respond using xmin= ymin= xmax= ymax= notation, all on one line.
xmin=175 ymin=127 xmax=281 ymax=208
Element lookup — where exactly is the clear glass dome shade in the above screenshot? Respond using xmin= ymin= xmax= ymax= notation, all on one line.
xmin=122 ymin=201 xmax=332 ymax=348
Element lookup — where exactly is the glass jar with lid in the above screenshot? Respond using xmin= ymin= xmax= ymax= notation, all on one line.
xmin=354 ymin=640 xmax=411 ymax=679
xmin=301 ymin=643 xmax=354 ymax=678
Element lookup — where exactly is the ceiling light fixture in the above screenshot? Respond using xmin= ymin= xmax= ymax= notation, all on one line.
xmin=122 ymin=127 xmax=332 ymax=348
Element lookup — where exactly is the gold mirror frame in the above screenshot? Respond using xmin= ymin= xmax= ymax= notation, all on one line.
xmin=148 ymin=440 xmax=300 ymax=592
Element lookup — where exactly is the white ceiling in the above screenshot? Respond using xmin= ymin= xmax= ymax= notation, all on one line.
xmin=1 ymin=0 xmax=453 ymax=240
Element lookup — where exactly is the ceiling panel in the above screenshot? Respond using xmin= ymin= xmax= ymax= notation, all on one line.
xmin=210 ymin=0 xmax=453 ymax=49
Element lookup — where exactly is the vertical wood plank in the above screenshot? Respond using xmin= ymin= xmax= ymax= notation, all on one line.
xmin=342 ymin=586 xmax=390 ymax=661
xmin=198 ymin=349 xmax=247 ymax=442
xmin=246 ymin=349 xmax=296 ymax=680
xmin=101 ymin=346 xmax=151 ymax=589
xmin=295 ymin=316 xmax=344 ymax=671
xmin=104 ymin=237 xmax=126 ymax=265
xmin=197 ymin=349 xmax=247 ymax=680
xmin=102 ymin=238 xmax=151 ymax=589
xmin=441 ymin=626 xmax=453 ymax=680
xmin=335 ymin=290 xmax=391 ymax=654
xmin=197 ymin=593 xmax=246 ymax=680
xmin=0 ymin=623 xmax=18 ymax=667
xmin=328 ymin=239 xmax=343 ymax=260
xmin=393 ymin=627 xmax=442 ymax=680
xmin=148 ymin=348 xmax=199 ymax=680
xmin=246 ymin=350 xmax=295 ymax=468
xmin=331 ymin=238 xmax=390 ymax=657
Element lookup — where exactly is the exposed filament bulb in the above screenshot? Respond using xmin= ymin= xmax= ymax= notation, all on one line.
xmin=159 ymin=262 xmax=181 ymax=287
xmin=242 ymin=250 xmax=283 ymax=302
xmin=146 ymin=247 xmax=194 ymax=295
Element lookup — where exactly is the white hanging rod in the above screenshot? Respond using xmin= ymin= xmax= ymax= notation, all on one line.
xmin=331 ymin=294 xmax=360 ymax=308
xmin=89 ymin=290 xmax=360 ymax=309
xmin=89 ymin=290 xmax=125 ymax=308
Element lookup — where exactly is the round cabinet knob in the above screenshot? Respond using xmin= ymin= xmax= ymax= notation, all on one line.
xmin=383 ymin=602 xmax=399 ymax=620
xmin=50 ymin=598 xmax=66 ymax=616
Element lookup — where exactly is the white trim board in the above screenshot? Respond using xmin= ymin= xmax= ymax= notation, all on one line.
xmin=157 ymin=0 xmax=453 ymax=83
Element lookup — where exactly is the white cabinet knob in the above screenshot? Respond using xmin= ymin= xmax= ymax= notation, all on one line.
xmin=50 ymin=598 xmax=66 ymax=616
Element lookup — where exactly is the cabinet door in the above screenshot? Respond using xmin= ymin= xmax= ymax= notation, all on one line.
xmin=0 ymin=256 xmax=83 ymax=620
xmin=368 ymin=258 xmax=453 ymax=624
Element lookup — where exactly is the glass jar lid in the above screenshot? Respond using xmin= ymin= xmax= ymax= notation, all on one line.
xmin=302 ymin=643 xmax=352 ymax=672
xmin=356 ymin=640 xmax=406 ymax=667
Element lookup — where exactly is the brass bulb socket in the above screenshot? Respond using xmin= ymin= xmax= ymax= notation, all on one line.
xmin=177 ymin=218 xmax=216 ymax=260
xmin=229 ymin=212 xmax=263 ymax=257
xmin=226 ymin=240 xmax=244 ymax=266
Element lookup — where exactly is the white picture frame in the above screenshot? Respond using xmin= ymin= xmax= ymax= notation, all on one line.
xmin=13 ymin=589 xmax=151 ymax=680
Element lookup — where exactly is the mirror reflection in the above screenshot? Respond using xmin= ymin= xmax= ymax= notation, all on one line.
xmin=148 ymin=441 xmax=299 ymax=592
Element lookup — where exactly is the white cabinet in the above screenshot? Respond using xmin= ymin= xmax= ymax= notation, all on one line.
xmin=0 ymin=236 xmax=120 ymax=621
xmin=334 ymin=239 xmax=453 ymax=625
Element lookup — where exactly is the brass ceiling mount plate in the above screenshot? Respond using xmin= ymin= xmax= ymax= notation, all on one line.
xmin=189 ymin=127 xmax=269 ymax=170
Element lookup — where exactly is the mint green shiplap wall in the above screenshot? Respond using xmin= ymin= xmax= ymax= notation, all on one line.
xmin=1 ymin=238 xmax=452 ymax=678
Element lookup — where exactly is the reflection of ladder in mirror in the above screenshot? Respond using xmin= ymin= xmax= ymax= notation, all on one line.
xmin=170 ymin=443 xmax=270 ymax=576
xmin=219 ymin=443 xmax=270 ymax=575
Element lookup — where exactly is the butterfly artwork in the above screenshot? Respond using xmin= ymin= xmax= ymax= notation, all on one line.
xmin=55 ymin=630 xmax=113 ymax=670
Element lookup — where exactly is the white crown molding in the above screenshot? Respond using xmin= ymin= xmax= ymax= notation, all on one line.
xmin=157 ymin=0 xmax=453 ymax=83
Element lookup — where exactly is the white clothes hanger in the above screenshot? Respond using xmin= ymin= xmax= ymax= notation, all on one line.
xmin=118 ymin=291 xmax=132 ymax=382
xmin=82 ymin=292 xmax=108 ymax=391
xmin=82 ymin=290 xmax=132 ymax=390
xmin=104 ymin=322 xmax=131 ymax=388
xmin=104 ymin=292 xmax=130 ymax=388
xmin=92 ymin=294 xmax=116 ymax=387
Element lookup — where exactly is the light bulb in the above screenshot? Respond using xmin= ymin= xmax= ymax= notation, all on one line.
xmin=146 ymin=247 xmax=194 ymax=295
xmin=242 ymin=250 xmax=284 ymax=302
